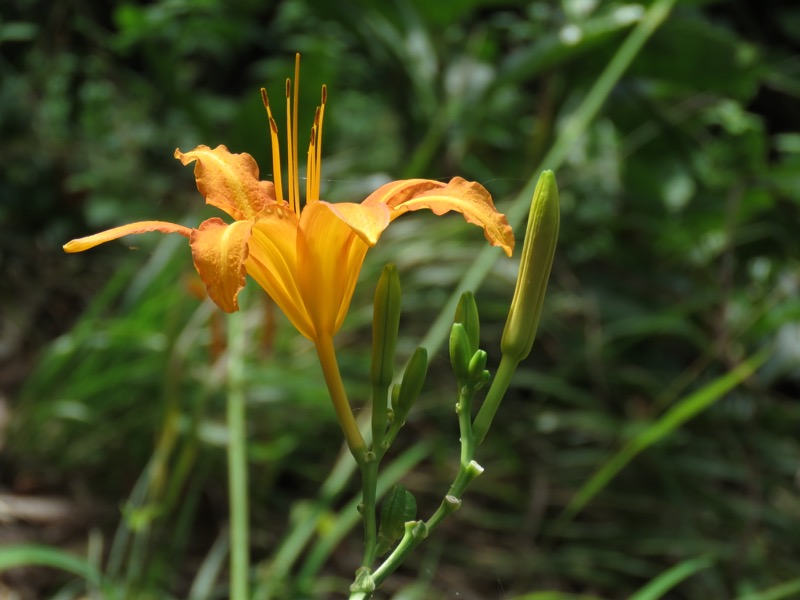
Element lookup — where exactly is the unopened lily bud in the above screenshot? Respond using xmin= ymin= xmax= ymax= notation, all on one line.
xmin=371 ymin=263 xmax=401 ymax=389
xmin=476 ymin=369 xmax=491 ymax=390
xmin=454 ymin=291 xmax=480 ymax=354
xmin=501 ymin=170 xmax=559 ymax=363
xmin=468 ymin=349 xmax=488 ymax=382
xmin=390 ymin=383 xmax=401 ymax=413
xmin=449 ymin=323 xmax=472 ymax=384
xmin=394 ymin=347 xmax=428 ymax=423
xmin=468 ymin=349 xmax=491 ymax=391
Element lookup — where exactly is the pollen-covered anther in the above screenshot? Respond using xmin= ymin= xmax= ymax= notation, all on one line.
xmin=261 ymin=87 xmax=284 ymax=204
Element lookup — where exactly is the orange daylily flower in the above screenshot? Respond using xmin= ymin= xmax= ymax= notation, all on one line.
xmin=64 ymin=56 xmax=514 ymax=345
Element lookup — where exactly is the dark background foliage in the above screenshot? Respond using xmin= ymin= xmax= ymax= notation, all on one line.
xmin=1 ymin=0 xmax=799 ymax=598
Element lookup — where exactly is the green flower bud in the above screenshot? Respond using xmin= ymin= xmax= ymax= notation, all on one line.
xmin=449 ymin=322 xmax=472 ymax=384
xmin=390 ymin=382 xmax=401 ymax=413
xmin=476 ymin=369 xmax=491 ymax=391
xmin=501 ymin=170 xmax=559 ymax=363
xmin=468 ymin=349 xmax=488 ymax=383
xmin=371 ymin=263 xmax=401 ymax=389
xmin=394 ymin=347 xmax=428 ymax=423
xmin=454 ymin=291 xmax=480 ymax=354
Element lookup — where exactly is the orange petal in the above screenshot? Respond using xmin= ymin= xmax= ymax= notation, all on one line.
xmin=175 ymin=145 xmax=278 ymax=221
xmin=297 ymin=202 xmax=375 ymax=337
xmin=189 ymin=218 xmax=252 ymax=313
xmin=63 ymin=220 xmax=193 ymax=253
xmin=312 ymin=200 xmax=391 ymax=246
xmin=364 ymin=177 xmax=515 ymax=257
xmin=246 ymin=205 xmax=316 ymax=340
xmin=300 ymin=201 xmax=390 ymax=334
xmin=334 ymin=235 xmax=371 ymax=332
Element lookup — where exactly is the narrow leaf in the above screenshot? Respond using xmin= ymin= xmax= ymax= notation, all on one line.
xmin=376 ymin=484 xmax=417 ymax=556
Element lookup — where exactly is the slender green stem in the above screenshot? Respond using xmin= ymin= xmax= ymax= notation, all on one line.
xmin=315 ymin=333 xmax=367 ymax=461
xmin=472 ymin=354 xmax=519 ymax=445
xmin=298 ymin=445 xmax=428 ymax=589
xmin=315 ymin=334 xmax=379 ymax=572
xmin=365 ymin=380 xmax=391 ymax=568
xmin=226 ymin=310 xmax=249 ymax=600
xmin=367 ymin=385 xmax=483 ymax=591
xmin=457 ymin=386 xmax=475 ymax=466
xmin=359 ymin=455 xmax=379 ymax=568
xmin=371 ymin=383 xmax=388 ymax=458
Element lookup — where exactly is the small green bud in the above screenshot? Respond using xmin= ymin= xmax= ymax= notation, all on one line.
xmin=467 ymin=349 xmax=488 ymax=383
xmin=371 ymin=264 xmax=401 ymax=388
xmin=501 ymin=170 xmax=559 ymax=363
xmin=454 ymin=291 xmax=480 ymax=354
xmin=390 ymin=382 xmax=401 ymax=413
xmin=477 ymin=369 xmax=491 ymax=390
xmin=394 ymin=347 xmax=428 ymax=423
xmin=449 ymin=323 xmax=472 ymax=383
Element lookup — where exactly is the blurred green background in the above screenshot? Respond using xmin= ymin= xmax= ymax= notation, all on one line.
xmin=2 ymin=0 xmax=800 ymax=598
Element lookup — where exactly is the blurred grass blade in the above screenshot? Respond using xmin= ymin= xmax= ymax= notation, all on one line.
xmin=189 ymin=527 xmax=230 ymax=600
xmin=501 ymin=7 xmax=646 ymax=83
xmin=559 ymin=349 xmax=769 ymax=523
xmin=508 ymin=593 xmax=606 ymax=600
xmin=628 ymin=555 xmax=714 ymax=600
xmin=0 ymin=544 xmax=106 ymax=590
xmin=419 ymin=0 xmax=677 ymax=359
xmin=735 ymin=578 xmax=800 ymax=600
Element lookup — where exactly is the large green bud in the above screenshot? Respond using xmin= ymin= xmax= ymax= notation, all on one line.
xmin=501 ymin=170 xmax=559 ymax=363
xmin=371 ymin=263 xmax=402 ymax=388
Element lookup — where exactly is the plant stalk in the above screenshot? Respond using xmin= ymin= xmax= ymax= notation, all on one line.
xmin=226 ymin=310 xmax=249 ymax=600
xmin=315 ymin=334 xmax=367 ymax=461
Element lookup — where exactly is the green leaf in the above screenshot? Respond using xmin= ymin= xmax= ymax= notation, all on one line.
xmin=376 ymin=484 xmax=417 ymax=557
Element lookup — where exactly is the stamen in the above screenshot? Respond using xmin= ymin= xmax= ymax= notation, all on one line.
xmin=315 ymin=85 xmax=326 ymax=201
xmin=260 ymin=88 xmax=284 ymax=204
xmin=306 ymin=106 xmax=320 ymax=203
xmin=307 ymin=125 xmax=317 ymax=204
xmin=285 ymin=78 xmax=297 ymax=216
xmin=292 ymin=53 xmax=300 ymax=209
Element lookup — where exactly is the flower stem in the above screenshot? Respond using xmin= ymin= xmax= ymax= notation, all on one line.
xmin=315 ymin=334 xmax=368 ymax=461
xmin=472 ymin=353 xmax=519 ymax=445
xmin=359 ymin=455 xmax=379 ymax=568
xmin=371 ymin=382 xmax=388 ymax=458
xmin=368 ymin=384 xmax=484 ymax=590
xmin=226 ymin=310 xmax=249 ymax=600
